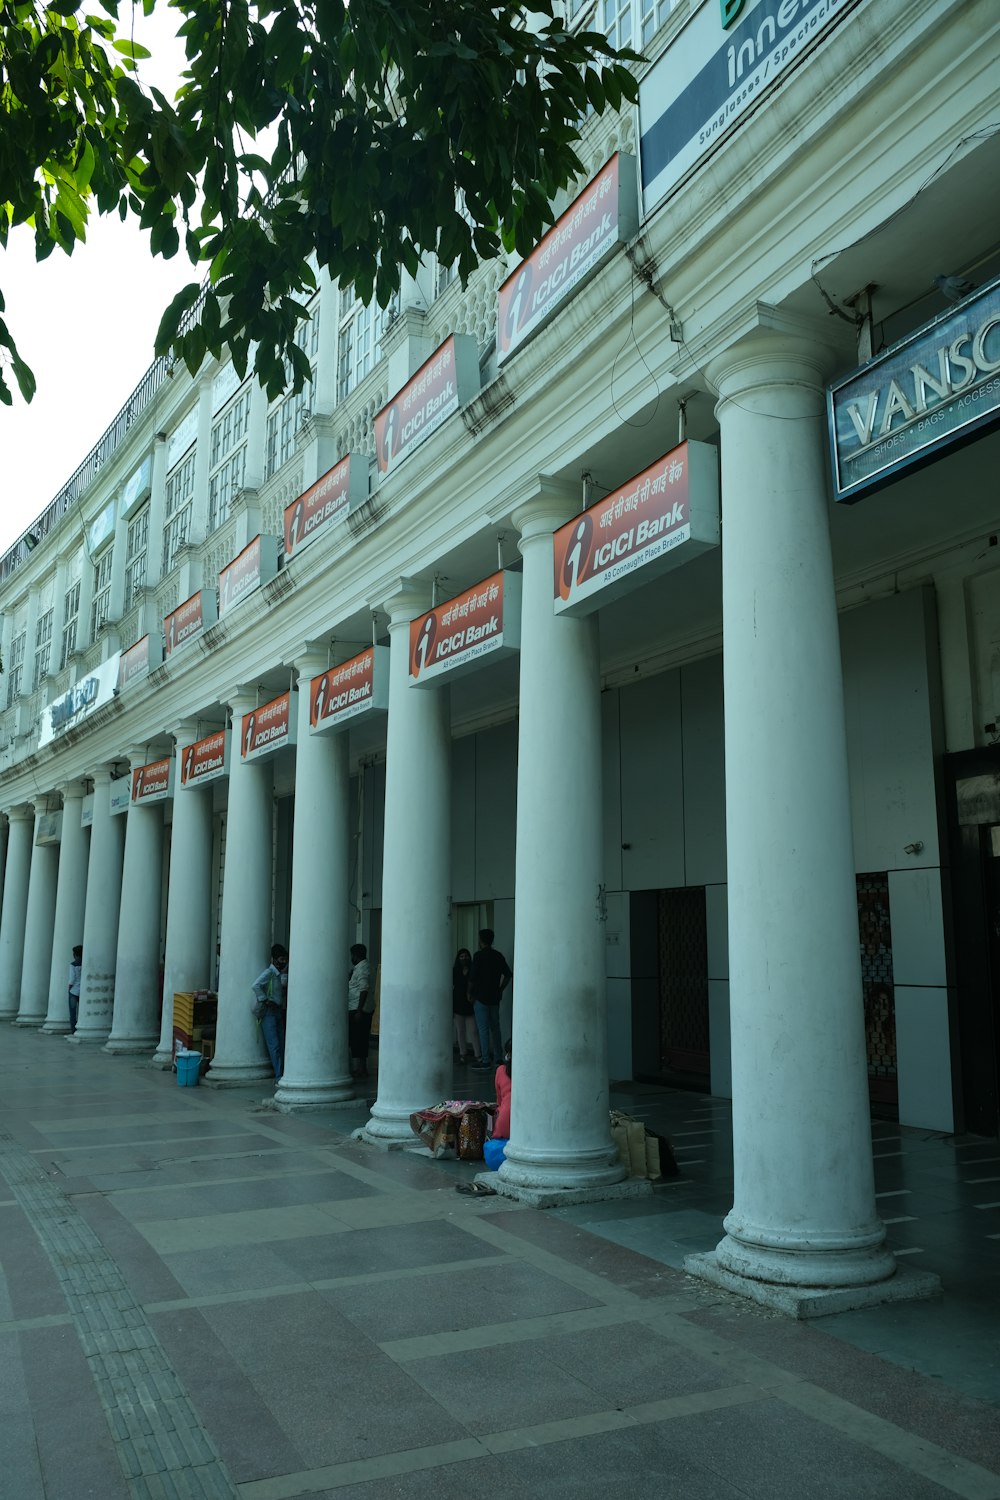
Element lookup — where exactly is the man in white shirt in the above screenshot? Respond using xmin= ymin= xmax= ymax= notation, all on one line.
xmin=347 ymin=944 xmax=373 ymax=1078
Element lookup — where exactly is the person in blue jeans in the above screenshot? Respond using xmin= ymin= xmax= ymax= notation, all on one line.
xmin=469 ymin=928 xmax=511 ymax=1072
xmin=252 ymin=944 xmax=288 ymax=1080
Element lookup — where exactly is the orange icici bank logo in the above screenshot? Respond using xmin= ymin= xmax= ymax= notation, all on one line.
xmin=555 ymin=512 xmax=595 ymax=601
xmin=410 ymin=612 xmax=438 ymax=677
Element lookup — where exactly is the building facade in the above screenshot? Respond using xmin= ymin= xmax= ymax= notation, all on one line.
xmin=1 ymin=0 xmax=998 ymax=1309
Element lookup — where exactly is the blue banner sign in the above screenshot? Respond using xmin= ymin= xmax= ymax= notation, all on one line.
xmin=639 ymin=0 xmax=850 ymax=214
xmin=828 ymin=275 xmax=1000 ymax=504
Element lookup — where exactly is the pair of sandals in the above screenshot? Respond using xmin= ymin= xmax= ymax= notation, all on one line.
xmin=455 ymin=1181 xmax=495 ymax=1196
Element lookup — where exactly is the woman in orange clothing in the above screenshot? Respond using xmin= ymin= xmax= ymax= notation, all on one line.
xmin=484 ymin=1042 xmax=511 ymax=1171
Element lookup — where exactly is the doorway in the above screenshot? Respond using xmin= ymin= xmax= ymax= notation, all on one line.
xmin=945 ymin=748 xmax=1000 ymax=1136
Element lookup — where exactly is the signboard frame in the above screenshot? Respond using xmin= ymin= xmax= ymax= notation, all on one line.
xmin=239 ymin=692 xmax=297 ymax=762
xmin=179 ymin=729 xmax=231 ymax=789
xmin=409 ymin=571 xmax=522 ymax=688
xmin=310 ymin=647 xmax=390 ymax=734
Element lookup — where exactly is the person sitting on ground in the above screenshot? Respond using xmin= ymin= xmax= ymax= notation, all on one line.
xmin=484 ymin=1041 xmax=512 ymax=1171
xmin=252 ymin=944 xmax=288 ymax=1081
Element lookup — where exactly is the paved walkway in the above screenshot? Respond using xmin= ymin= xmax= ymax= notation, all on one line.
xmin=1 ymin=1028 xmax=998 ymax=1500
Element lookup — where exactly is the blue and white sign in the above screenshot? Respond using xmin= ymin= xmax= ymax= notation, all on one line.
xmin=828 ymin=275 xmax=1000 ymax=504
xmin=639 ymin=0 xmax=851 ymax=214
xmin=38 ymin=652 xmax=122 ymax=748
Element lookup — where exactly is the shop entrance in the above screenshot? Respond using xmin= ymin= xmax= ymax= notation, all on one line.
xmin=946 ymin=747 xmax=1000 ymax=1136
xmin=452 ymin=901 xmax=494 ymax=959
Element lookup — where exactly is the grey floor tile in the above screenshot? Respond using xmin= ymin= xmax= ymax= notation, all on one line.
xmin=107 ymin=1168 xmax=382 ymax=1224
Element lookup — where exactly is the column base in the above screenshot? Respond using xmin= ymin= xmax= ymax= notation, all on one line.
xmin=150 ymin=1049 xmax=175 ymax=1069
xmin=352 ymin=1125 xmax=411 ymax=1151
xmin=104 ymin=1036 xmax=159 ymax=1055
xmin=498 ymin=1144 xmax=627 ymax=1197
xmin=12 ymin=1015 xmax=45 ymax=1027
xmin=685 ymin=1250 xmax=941 ymax=1319
xmin=41 ymin=1021 xmax=71 ymax=1035
xmin=360 ymin=1103 xmax=421 ymax=1147
xmin=202 ymin=1064 xmax=275 ymax=1088
xmin=66 ymin=1030 xmax=111 ymax=1044
xmin=478 ymin=1171 xmax=652 ymax=1209
xmin=273 ymin=1078 xmax=356 ymax=1110
xmin=0 ymin=1009 xmax=18 ymax=1022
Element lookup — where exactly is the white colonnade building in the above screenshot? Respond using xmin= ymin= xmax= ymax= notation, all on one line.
xmin=0 ymin=0 xmax=997 ymax=1313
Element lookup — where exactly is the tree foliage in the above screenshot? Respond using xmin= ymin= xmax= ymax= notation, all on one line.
xmin=0 ymin=0 xmax=639 ymax=405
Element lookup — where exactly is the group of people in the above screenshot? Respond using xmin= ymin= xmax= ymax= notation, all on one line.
xmin=452 ymin=928 xmax=512 ymax=1071
xmin=250 ymin=940 xmax=374 ymax=1082
xmin=246 ymin=928 xmax=511 ymax=1089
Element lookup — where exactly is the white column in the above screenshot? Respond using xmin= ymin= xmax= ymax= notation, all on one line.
xmin=0 ymin=816 xmax=9 ymax=923
xmin=154 ymin=721 xmax=214 ymax=1065
xmin=362 ymin=584 xmax=452 ymax=1143
xmin=43 ymin=781 xmax=90 ymax=1033
xmin=106 ymin=754 xmax=165 ymax=1054
xmin=690 ymin=332 xmax=896 ymax=1300
xmin=498 ymin=491 xmax=623 ymax=1195
xmin=0 ymin=808 xmax=35 ymax=1020
xmin=207 ymin=690 xmax=274 ymax=1084
xmin=72 ymin=768 xmax=126 ymax=1043
xmin=276 ymin=645 xmax=354 ymax=1109
xmin=15 ymin=800 xmax=60 ymax=1025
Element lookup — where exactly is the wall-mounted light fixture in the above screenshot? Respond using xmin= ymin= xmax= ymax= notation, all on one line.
xmin=903 ymin=842 xmax=924 ymax=856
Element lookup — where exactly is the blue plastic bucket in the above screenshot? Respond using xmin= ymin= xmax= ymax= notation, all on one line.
xmin=176 ymin=1051 xmax=202 ymax=1087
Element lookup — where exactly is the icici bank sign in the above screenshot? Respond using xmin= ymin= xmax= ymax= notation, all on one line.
xmin=553 ymin=440 xmax=720 ymax=617
xmin=310 ymin=647 xmax=389 ymax=734
xmin=409 ymin=571 xmax=522 ymax=687
xmin=179 ymin=730 xmax=230 ymax=788
xmin=240 ymin=691 xmax=297 ymax=761
xmin=283 ymin=455 xmax=367 ymax=560
xmin=131 ymin=757 xmax=173 ymax=804
xmin=374 ymin=335 xmax=479 ymax=478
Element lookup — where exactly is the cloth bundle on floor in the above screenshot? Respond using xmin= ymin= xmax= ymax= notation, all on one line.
xmin=409 ymin=1100 xmax=495 ymax=1160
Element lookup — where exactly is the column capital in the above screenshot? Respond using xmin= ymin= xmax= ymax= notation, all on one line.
xmin=291 ymin=638 xmax=333 ymax=680
xmin=55 ymin=778 xmax=89 ymax=804
xmin=5 ymin=804 xmax=35 ymax=822
xmin=88 ymin=764 xmax=116 ymax=787
xmin=169 ymin=719 xmax=203 ymax=748
xmin=374 ymin=577 xmax=434 ymax=627
xmin=512 ymin=478 xmax=582 ymax=543
xmin=225 ymin=686 xmax=261 ymax=719
xmin=705 ymin=327 xmax=838 ymax=408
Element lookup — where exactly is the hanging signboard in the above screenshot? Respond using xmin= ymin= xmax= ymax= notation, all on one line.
xmin=110 ymin=779 xmax=132 ymax=816
xmin=374 ymin=335 xmax=479 ymax=478
xmin=640 ymin=0 xmax=851 ymax=216
xmin=828 ymin=273 xmax=1000 ymax=504
xmin=240 ymin=692 xmax=297 ymax=762
xmin=38 ymin=651 xmax=122 ymax=748
xmin=118 ymin=633 xmax=163 ymax=691
xmin=553 ymin=440 xmax=720 ymax=618
xmin=310 ymin=647 xmax=389 ymax=734
xmin=121 ymin=455 xmax=152 ymax=517
xmin=409 ymin=572 xmax=522 ymax=687
xmin=498 ymin=154 xmax=638 ymax=364
xmin=218 ymin=535 xmax=280 ymax=618
xmin=35 ymin=811 xmax=63 ymax=846
xmin=81 ymin=792 xmax=94 ymax=828
xmin=164 ymin=590 xmax=217 ymax=655
xmin=179 ymin=729 xmax=230 ymax=788
xmin=132 ymin=757 xmax=174 ymax=804
xmin=284 ymin=455 xmax=367 ymax=560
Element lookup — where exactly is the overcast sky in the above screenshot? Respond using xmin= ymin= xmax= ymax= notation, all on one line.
xmin=0 ymin=9 xmax=198 ymax=556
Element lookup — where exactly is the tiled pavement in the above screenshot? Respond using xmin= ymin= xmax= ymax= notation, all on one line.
xmin=1 ymin=1029 xmax=997 ymax=1500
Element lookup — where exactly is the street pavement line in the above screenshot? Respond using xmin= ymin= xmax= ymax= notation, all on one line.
xmin=0 ymin=1126 xmax=241 ymax=1500
xmin=235 ymin=1384 xmax=764 ymax=1499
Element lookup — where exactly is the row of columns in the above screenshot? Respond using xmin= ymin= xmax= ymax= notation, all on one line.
xmin=0 ymin=334 xmax=898 ymax=1303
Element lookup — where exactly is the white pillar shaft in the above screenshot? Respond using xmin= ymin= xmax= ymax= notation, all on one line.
xmin=365 ymin=607 xmax=451 ymax=1141
xmin=277 ymin=672 xmax=353 ymax=1107
xmin=74 ymin=781 xmax=126 ymax=1042
xmin=210 ymin=730 xmax=273 ymax=1082
xmin=712 ymin=336 xmax=893 ymax=1289
xmin=44 ymin=792 xmax=89 ymax=1032
xmin=16 ymin=826 xmax=59 ymax=1025
xmin=154 ymin=782 xmax=214 ymax=1064
xmin=106 ymin=802 xmax=164 ymax=1052
xmin=499 ymin=507 xmax=622 ymax=1191
xmin=0 ymin=814 xmax=36 ymax=1019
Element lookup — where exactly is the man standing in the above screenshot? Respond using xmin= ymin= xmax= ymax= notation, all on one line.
xmin=347 ymin=943 xmax=373 ymax=1077
xmin=470 ymin=928 xmax=511 ymax=1072
xmin=68 ymin=944 xmax=82 ymax=1032
xmin=252 ymin=944 xmax=288 ymax=1080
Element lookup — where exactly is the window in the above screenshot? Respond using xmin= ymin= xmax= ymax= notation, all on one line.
xmin=90 ymin=547 xmax=114 ymax=639
xmin=337 ymin=290 xmax=387 ymax=403
xmin=123 ymin=506 xmax=149 ymax=607
xmin=595 ymin=0 xmax=671 ymax=46
xmin=208 ymin=385 xmax=252 ymax=532
xmin=163 ymin=447 xmax=196 ymax=572
xmin=265 ymin=301 xmax=320 ymax=479
xmin=6 ymin=631 xmax=25 ymax=706
xmin=60 ymin=581 xmax=80 ymax=668
xmin=600 ymin=0 xmax=632 ymax=46
xmin=33 ymin=609 xmax=53 ymax=690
